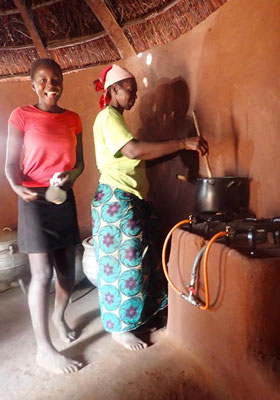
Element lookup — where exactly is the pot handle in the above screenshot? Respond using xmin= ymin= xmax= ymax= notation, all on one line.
xmin=176 ymin=174 xmax=188 ymax=182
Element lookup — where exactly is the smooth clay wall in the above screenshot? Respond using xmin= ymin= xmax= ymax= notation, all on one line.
xmin=0 ymin=0 xmax=279 ymax=238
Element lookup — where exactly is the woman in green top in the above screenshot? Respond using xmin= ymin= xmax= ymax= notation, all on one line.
xmin=92 ymin=64 xmax=208 ymax=351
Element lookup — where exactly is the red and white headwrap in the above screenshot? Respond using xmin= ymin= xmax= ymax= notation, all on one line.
xmin=94 ymin=64 xmax=135 ymax=110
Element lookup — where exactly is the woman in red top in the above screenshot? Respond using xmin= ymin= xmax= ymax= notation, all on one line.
xmin=5 ymin=58 xmax=84 ymax=374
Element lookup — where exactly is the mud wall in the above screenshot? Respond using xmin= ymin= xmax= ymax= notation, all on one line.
xmin=0 ymin=0 xmax=279 ymax=238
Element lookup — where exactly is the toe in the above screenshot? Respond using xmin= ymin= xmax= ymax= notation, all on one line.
xmin=69 ymin=365 xmax=78 ymax=373
xmin=73 ymin=361 xmax=83 ymax=368
xmin=69 ymin=332 xmax=76 ymax=340
xmin=67 ymin=331 xmax=77 ymax=342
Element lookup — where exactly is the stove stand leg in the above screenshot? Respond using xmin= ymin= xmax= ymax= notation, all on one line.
xmin=273 ymin=230 xmax=280 ymax=245
xmin=248 ymin=228 xmax=256 ymax=256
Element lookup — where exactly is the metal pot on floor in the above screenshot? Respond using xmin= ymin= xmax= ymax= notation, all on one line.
xmin=82 ymin=237 xmax=98 ymax=287
xmin=0 ymin=228 xmax=30 ymax=293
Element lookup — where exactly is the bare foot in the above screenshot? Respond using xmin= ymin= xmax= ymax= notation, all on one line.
xmin=150 ymin=326 xmax=167 ymax=343
xmin=37 ymin=348 xmax=83 ymax=374
xmin=112 ymin=332 xmax=148 ymax=351
xmin=52 ymin=315 xmax=77 ymax=343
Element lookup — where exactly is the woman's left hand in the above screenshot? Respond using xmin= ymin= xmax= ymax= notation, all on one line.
xmin=57 ymin=170 xmax=76 ymax=190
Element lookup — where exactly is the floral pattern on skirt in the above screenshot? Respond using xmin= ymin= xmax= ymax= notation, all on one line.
xmin=91 ymin=183 xmax=167 ymax=333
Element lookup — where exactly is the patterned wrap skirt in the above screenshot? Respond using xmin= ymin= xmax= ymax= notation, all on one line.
xmin=91 ymin=183 xmax=167 ymax=333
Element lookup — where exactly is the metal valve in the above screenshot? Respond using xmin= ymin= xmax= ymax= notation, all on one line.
xmin=181 ymin=292 xmax=202 ymax=307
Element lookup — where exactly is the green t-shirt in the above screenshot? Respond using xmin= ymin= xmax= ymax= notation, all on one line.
xmin=93 ymin=106 xmax=148 ymax=199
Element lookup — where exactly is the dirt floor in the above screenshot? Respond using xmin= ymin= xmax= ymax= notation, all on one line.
xmin=0 ymin=281 xmax=219 ymax=400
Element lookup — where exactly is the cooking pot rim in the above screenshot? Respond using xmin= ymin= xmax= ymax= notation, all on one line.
xmin=196 ymin=176 xmax=249 ymax=181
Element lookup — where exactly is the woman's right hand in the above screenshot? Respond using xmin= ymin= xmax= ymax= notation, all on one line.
xmin=13 ymin=185 xmax=38 ymax=202
xmin=184 ymin=137 xmax=208 ymax=156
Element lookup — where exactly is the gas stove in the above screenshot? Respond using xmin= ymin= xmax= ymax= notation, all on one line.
xmin=182 ymin=213 xmax=280 ymax=258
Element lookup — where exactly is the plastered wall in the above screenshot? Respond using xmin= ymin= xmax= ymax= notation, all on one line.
xmin=1 ymin=0 xmax=280 ymax=238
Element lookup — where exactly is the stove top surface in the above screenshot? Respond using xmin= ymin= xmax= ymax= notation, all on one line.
xmin=182 ymin=213 xmax=280 ymax=258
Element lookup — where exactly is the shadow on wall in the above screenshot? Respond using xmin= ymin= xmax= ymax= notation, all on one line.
xmin=137 ymin=76 xmax=199 ymax=237
xmin=193 ymin=8 xmax=258 ymax=208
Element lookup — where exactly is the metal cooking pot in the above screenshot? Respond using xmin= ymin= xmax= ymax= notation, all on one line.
xmin=195 ymin=176 xmax=250 ymax=213
xmin=179 ymin=112 xmax=250 ymax=213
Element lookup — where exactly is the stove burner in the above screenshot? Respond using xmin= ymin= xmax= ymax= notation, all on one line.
xmin=190 ymin=211 xmax=254 ymax=223
xmin=184 ymin=213 xmax=280 ymax=258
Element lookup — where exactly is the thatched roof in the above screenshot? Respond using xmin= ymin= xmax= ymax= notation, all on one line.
xmin=0 ymin=0 xmax=227 ymax=81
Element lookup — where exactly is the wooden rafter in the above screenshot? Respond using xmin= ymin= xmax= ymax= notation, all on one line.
xmin=84 ymin=0 xmax=136 ymax=59
xmin=0 ymin=31 xmax=107 ymax=52
xmin=12 ymin=0 xmax=48 ymax=58
xmin=0 ymin=0 xmax=64 ymax=16
xmin=0 ymin=0 xmax=225 ymax=80
xmin=123 ymin=0 xmax=182 ymax=27
xmin=1 ymin=0 xmax=182 ymax=53
xmin=47 ymin=32 xmax=107 ymax=50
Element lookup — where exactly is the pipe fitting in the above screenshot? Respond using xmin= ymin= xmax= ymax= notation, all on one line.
xmin=181 ymin=292 xmax=201 ymax=307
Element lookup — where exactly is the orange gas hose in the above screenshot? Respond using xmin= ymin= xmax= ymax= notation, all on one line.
xmin=199 ymin=231 xmax=227 ymax=310
xmin=162 ymin=219 xmax=190 ymax=296
xmin=162 ymin=219 xmax=228 ymax=310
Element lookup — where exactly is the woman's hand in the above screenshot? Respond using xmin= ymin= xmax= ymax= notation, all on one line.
xmin=13 ymin=185 xmax=38 ymax=202
xmin=184 ymin=137 xmax=208 ymax=156
xmin=57 ymin=171 xmax=76 ymax=190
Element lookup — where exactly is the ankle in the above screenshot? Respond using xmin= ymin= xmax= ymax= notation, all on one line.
xmin=52 ymin=312 xmax=64 ymax=322
xmin=37 ymin=342 xmax=56 ymax=354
